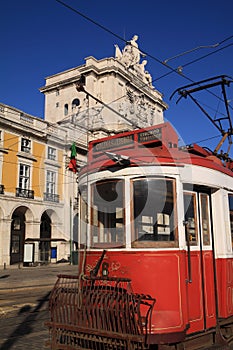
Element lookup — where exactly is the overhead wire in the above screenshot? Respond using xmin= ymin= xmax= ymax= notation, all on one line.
xmin=54 ymin=0 xmax=233 ymax=83
xmin=190 ymin=134 xmax=221 ymax=145
xmin=2 ymin=1 xmax=232 ymax=166
xmin=0 ymin=146 xmax=83 ymax=193
xmin=3 ymin=2 xmax=232 ymax=140
xmin=180 ymin=42 xmax=233 ymax=72
xmin=54 ymin=0 xmax=233 ymax=131
xmin=1 ymin=102 xmax=115 ymax=170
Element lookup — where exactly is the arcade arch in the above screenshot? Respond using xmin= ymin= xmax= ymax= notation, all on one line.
xmin=10 ymin=206 xmax=33 ymax=265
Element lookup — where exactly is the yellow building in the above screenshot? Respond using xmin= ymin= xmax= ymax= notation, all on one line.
xmin=0 ymin=103 xmax=86 ymax=266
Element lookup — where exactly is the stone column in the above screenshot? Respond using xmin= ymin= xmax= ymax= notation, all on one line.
xmin=0 ymin=218 xmax=12 ymax=266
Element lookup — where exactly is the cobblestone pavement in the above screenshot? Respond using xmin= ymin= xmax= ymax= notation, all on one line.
xmin=0 ymin=263 xmax=232 ymax=350
xmin=0 ymin=262 xmax=78 ymax=317
xmin=0 ymin=309 xmax=49 ymax=350
xmin=0 ymin=262 xmax=78 ymax=291
xmin=0 ymin=263 xmax=78 ymax=349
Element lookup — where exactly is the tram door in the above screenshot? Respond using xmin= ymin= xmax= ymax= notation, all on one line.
xmin=184 ymin=189 xmax=216 ymax=333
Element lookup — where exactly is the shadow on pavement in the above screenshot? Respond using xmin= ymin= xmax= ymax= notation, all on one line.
xmin=0 ymin=275 xmax=10 ymax=279
xmin=0 ymin=291 xmax=50 ymax=350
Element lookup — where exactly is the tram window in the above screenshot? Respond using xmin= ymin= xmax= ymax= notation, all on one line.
xmin=200 ymin=194 xmax=210 ymax=246
xmin=228 ymin=194 xmax=233 ymax=248
xmin=90 ymin=180 xmax=125 ymax=248
xmin=183 ymin=193 xmax=198 ymax=245
xmin=132 ymin=178 xmax=178 ymax=248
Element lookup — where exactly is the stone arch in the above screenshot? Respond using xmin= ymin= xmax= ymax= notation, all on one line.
xmin=10 ymin=205 xmax=34 ymax=222
xmin=42 ymin=208 xmax=59 ymax=223
xmin=72 ymin=98 xmax=80 ymax=109
xmin=39 ymin=208 xmax=60 ymax=263
xmin=40 ymin=211 xmax=51 ymax=263
xmin=10 ymin=206 xmax=33 ymax=265
xmin=64 ymin=103 xmax=69 ymax=116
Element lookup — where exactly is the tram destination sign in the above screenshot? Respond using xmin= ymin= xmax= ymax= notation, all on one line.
xmin=93 ymin=127 xmax=162 ymax=152
xmin=138 ymin=127 xmax=162 ymax=143
xmin=93 ymin=135 xmax=134 ymax=152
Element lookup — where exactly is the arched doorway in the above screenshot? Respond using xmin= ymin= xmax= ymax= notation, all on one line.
xmin=10 ymin=209 xmax=25 ymax=265
xmin=40 ymin=211 xmax=51 ymax=263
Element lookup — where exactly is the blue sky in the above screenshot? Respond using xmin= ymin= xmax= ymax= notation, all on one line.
xmin=1 ymin=0 xmax=233 ymax=155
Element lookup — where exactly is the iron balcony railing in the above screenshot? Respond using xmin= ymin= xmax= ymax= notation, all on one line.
xmin=0 ymin=184 xmax=4 ymax=194
xmin=16 ymin=188 xmax=34 ymax=199
xmin=44 ymin=192 xmax=59 ymax=203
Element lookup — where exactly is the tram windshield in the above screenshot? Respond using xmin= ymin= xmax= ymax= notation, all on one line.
xmin=91 ymin=180 xmax=125 ymax=248
xmin=82 ymin=177 xmax=177 ymax=249
xmin=132 ymin=178 xmax=178 ymax=247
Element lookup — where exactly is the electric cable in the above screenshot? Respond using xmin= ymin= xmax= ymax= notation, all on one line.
xmin=53 ymin=0 xmax=233 ymax=122
xmin=54 ymin=0 xmax=233 ymax=85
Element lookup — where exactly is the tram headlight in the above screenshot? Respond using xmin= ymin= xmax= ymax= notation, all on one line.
xmin=102 ymin=262 xmax=109 ymax=277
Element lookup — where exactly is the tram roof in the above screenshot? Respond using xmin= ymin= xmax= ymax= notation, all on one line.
xmin=79 ymin=122 xmax=233 ymax=177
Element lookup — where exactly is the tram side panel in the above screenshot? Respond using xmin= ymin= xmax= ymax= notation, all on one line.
xmin=82 ymin=249 xmax=190 ymax=342
xmin=212 ymin=189 xmax=233 ymax=319
xmin=81 ymin=247 xmax=218 ymax=340
xmin=186 ymin=250 xmax=216 ymax=334
xmin=202 ymin=251 xmax=217 ymax=327
xmin=216 ymin=258 xmax=233 ymax=318
xmin=186 ymin=251 xmax=206 ymax=333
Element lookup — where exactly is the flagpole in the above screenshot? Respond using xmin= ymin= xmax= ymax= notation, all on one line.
xmin=70 ymin=196 xmax=72 ymax=265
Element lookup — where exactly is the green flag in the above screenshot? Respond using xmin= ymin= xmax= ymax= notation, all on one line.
xmin=70 ymin=142 xmax=77 ymax=158
xmin=68 ymin=142 xmax=77 ymax=173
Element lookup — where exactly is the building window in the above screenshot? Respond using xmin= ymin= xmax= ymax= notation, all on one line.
xmin=48 ymin=146 xmax=56 ymax=161
xmin=228 ymin=194 xmax=233 ymax=248
xmin=72 ymin=99 xmax=80 ymax=109
xmin=11 ymin=235 xmax=20 ymax=253
xmin=21 ymin=138 xmax=31 ymax=153
xmin=16 ymin=164 xmax=34 ymax=198
xmin=56 ymin=102 xmax=59 ymax=108
xmin=19 ymin=164 xmax=30 ymax=190
xmin=46 ymin=170 xmax=55 ymax=194
xmin=64 ymin=104 xmax=68 ymax=116
xmin=0 ymin=185 xmax=4 ymax=194
xmin=13 ymin=218 xmax=21 ymax=230
xmin=56 ymin=90 xmax=60 ymax=96
xmin=44 ymin=170 xmax=59 ymax=202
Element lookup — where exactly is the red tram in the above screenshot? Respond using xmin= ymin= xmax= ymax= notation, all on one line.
xmin=47 ymin=76 xmax=233 ymax=350
xmin=76 ymin=120 xmax=233 ymax=349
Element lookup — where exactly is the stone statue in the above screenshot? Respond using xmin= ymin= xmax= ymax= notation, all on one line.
xmin=114 ymin=44 xmax=122 ymax=60
xmin=114 ymin=35 xmax=153 ymax=86
xmin=139 ymin=60 xmax=148 ymax=74
xmin=115 ymin=35 xmax=141 ymax=67
xmin=127 ymin=35 xmax=140 ymax=65
xmin=144 ymin=70 xmax=152 ymax=86
xmin=139 ymin=60 xmax=152 ymax=86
